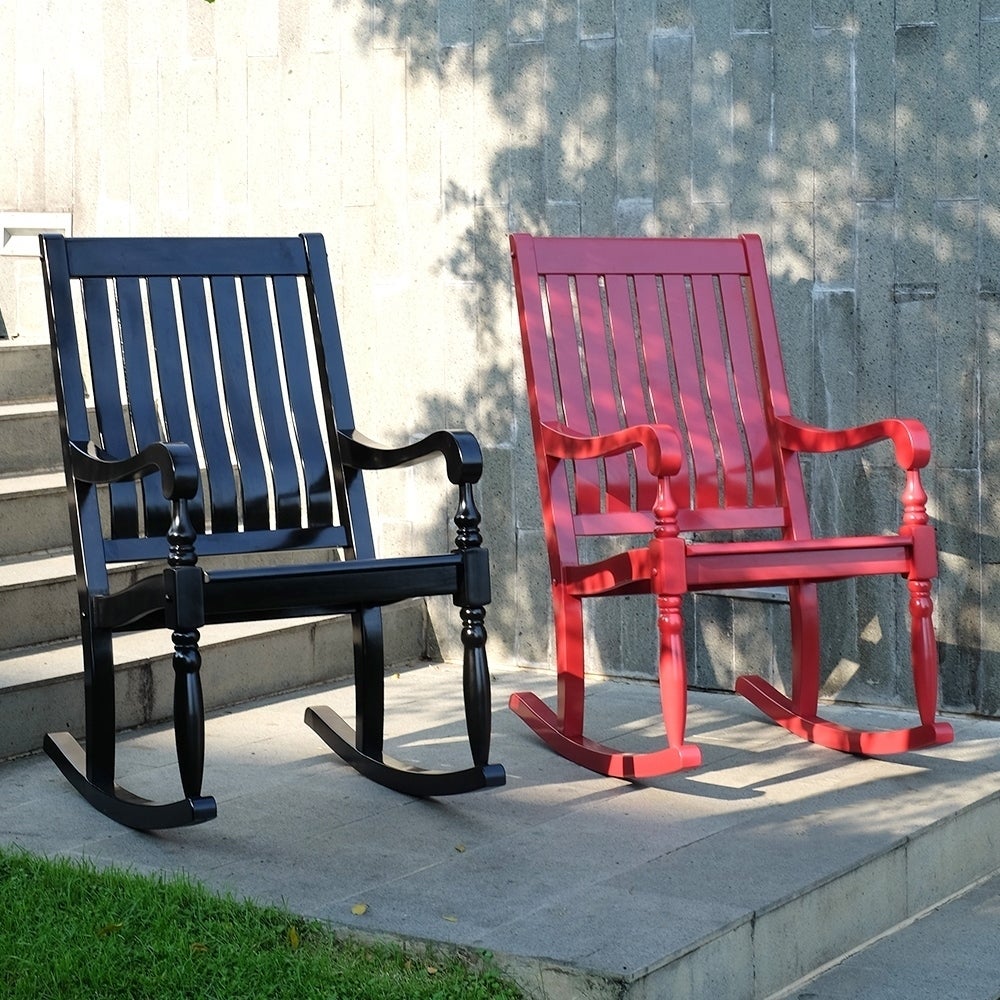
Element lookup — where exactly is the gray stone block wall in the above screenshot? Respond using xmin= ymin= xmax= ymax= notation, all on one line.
xmin=2 ymin=0 xmax=997 ymax=717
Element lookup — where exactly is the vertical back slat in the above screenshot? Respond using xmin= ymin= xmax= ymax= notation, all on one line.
xmin=82 ymin=278 xmax=139 ymax=537
xmin=301 ymin=232 xmax=367 ymax=556
xmin=272 ymin=274 xmax=333 ymax=527
xmin=545 ymin=274 xmax=602 ymax=516
xmin=210 ymin=276 xmax=270 ymax=530
xmin=242 ymin=276 xmax=303 ymax=529
xmin=690 ymin=274 xmax=748 ymax=507
xmin=510 ymin=235 xmax=581 ymax=564
xmin=719 ymin=273 xmax=777 ymax=506
xmin=605 ymin=273 xmax=650 ymax=510
xmin=662 ymin=275 xmax=720 ymax=507
xmin=576 ymin=274 xmax=631 ymax=513
xmin=742 ymin=233 xmax=811 ymax=535
xmin=147 ymin=276 xmax=205 ymax=532
xmin=179 ymin=276 xmax=239 ymax=533
xmin=632 ymin=273 xmax=689 ymax=510
xmin=115 ymin=277 xmax=171 ymax=535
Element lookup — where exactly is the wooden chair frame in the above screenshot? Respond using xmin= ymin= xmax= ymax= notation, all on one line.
xmin=508 ymin=232 xmax=954 ymax=779
xmin=40 ymin=233 xmax=505 ymax=829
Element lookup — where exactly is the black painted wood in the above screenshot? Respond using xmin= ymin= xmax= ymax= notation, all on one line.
xmin=40 ymin=232 xmax=505 ymax=830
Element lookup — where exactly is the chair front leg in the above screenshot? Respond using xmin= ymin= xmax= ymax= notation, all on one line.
xmin=908 ymin=576 xmax=939 ymax=727
xmin=172 ymin=630 xmax=205 ymax=800
xmin=166 ymin=499 xmax=206 ymax=801
xmin=901 ymin=470 xmax=941 ymax=728
xmin=455 ymin=482 xmax=492 ymax=767
xmin=656 ymin=591 xmax=689 ymax=750
xmin=651 ymin=475 xmax=690 ymax=750
xmin=461 ymin=603 xmax=490 ymax=767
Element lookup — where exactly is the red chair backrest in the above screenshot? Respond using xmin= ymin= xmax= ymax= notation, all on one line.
xmin=510 ymin=233 xmax=811 ymax=564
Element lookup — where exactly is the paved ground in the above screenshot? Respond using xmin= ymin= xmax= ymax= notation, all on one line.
xmin=1 ymin=664 xmax=999 ymax=999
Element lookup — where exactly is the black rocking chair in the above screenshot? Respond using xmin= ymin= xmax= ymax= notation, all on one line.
xmin=39 ymin=232 xmax=505 ymax=830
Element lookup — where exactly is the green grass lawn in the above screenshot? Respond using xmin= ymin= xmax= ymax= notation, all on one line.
xmin=0 ymin=847 xmax=524 ymax=1000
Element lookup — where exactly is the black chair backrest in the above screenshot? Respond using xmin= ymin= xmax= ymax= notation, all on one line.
xmin=41 ymin=234 xmax=372 ymax=564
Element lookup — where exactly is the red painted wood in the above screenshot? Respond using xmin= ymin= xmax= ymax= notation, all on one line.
xmin=577 ymin=273 xmax=633 ymax=513
xmin=632 ymin=273 xmax=689 ymax=510
xmin=719 ymin=273 xmax=778 ymax=506
xmin=508 ymin=231 xmax=954 ymax=779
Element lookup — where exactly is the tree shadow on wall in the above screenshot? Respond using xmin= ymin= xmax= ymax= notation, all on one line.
xmin=357 ymin=3 xmax=990 ymax=715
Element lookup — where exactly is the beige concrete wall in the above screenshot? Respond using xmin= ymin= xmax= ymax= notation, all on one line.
xmin=2 ymin=0 xmax=997 ymax=717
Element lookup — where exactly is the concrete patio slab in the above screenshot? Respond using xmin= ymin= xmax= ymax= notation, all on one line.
xmin=1 ymin=664 xmax=998 ymax=999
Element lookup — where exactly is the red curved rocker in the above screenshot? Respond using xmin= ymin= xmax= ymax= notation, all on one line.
xmin=508 ymin=233 xmax=953 ymax=779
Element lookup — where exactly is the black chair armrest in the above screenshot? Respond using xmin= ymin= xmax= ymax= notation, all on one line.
xmin=338 ymin=430 xmax=483 ymax=484
xmin=68 ymin=440 xmax=200 ymax=500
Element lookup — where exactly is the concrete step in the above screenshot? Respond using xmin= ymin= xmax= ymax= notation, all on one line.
xmin=0 ymin=550 xmax=92 ymax=647
xmin=0 ymin=343 xmax=53 ymax=404
xmin=0 ymin=400 xmax=62 ymax=475
xmin=770 ymin=868 xmax=1000 ymax=999
xmin=0 ymin=472 xmax=68 ymax=557
xmin=0 ymin=545 xmax=393 ymax=649
xmin=0 ymin=598 xmax=426 ymax=760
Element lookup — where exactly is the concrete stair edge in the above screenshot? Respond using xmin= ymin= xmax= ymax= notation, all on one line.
xmin=763 ymin=863 xmax=1000 ymax=1000
xmin=0 ymin=475 xmax=69 ymax=557
xmin=0 ymin=599 xmax=428 ymax=760
xmin=0 ymin=343 xmax=54 ymax=405
xmin=592 ymin=796 xmax=1000 ymax=1000
xmin=0 ymin=547 xmax=365 ymax=649
xmin=0 ymin=402 xmax=62 ymax=476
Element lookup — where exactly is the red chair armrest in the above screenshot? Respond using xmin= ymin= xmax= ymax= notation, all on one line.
xmin=775 ymin=415 xmax=931 ymax=470
xmin=539 ymin=421 xmax=684 ymax=477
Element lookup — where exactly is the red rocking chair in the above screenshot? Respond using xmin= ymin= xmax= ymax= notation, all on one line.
xmin=508 ymin=233 xmax=954 ymax=779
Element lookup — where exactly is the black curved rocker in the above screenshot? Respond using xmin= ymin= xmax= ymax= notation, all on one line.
xmin=40 ymin=232 xmax=505 ymax=830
